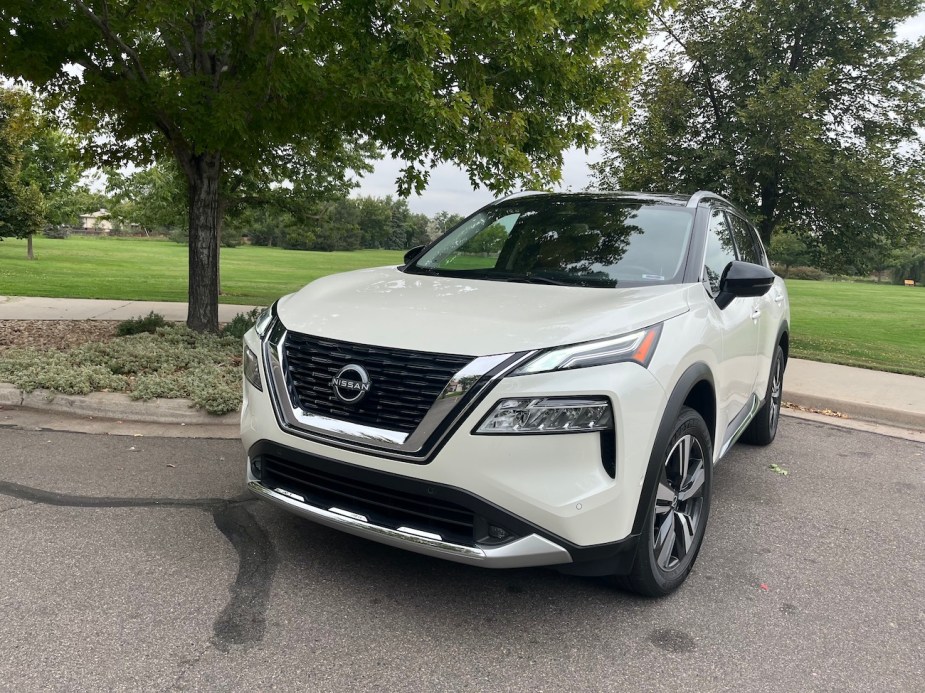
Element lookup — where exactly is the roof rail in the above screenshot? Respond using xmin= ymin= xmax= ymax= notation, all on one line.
xmin=499 ymin=190 xmax=550 ymax=202
xmin=686 ymin=190 xmax=730 ymax=208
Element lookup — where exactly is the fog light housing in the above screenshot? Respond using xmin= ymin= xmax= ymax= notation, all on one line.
xmin=250 ymin=456 xmax=262 ymax=478
xmin=474 ymin=397 xmax=613 ymax=434
xmin=243 ymin=345 xmax=262 ymax=391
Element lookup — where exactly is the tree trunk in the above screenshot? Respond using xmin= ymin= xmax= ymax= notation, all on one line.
xmin=758 ymin=176 xmax=780 ymax=246
xmin=26 ymin=234 xmax=34 ymax=260
xmin=184 ymin=153 xmax=223 ymax=333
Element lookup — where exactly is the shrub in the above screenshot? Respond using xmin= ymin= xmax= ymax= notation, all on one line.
xmin=42 ymin=226 xmax=70 ymax=239
xmin=116 ymin=311 xmax=169 ymax=336
xmin=221 ymin=307 xmax=263 ymax=339
xmin=787 ymin=266 xmax=828 ymax=281
xmin=0 ymin=325 xmax=243 ymax=415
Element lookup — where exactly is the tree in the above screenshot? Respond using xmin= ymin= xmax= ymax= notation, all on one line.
xmin=0 ymin=89 xmax=44 ymax=259
xmin=18 ymin=105 xmax=85 ymax=229
xmin=461 ymin=223 xmax=508 ymax=254
xmin=431 ymin=212 xmax=466 ymax=240
xmin=107 ymin=164 xmax=186 ymax=235
xmin=592 ymin=0 xmax=925 ymax=271
xmin=768 ymin=231 xmax=809 ymax=277
xmin=889 ymin=241 xmax=925 ymax=284
xmin=356 ymin=196 xmax=394 ymax=249
xmin=1 ymin=0 xmax=655 ymax=331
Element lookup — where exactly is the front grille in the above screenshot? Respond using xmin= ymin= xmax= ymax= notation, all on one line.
xmin=261 ymin=455 xmax=477 ymax=545
xmin=283 ymin=332 xmax=473 ymax=433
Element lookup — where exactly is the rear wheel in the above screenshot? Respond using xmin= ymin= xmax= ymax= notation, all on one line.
xmin=741 ymin=345 xmax=785 ymax=446
xmin=616 ymin=406 xmax=712 ymax=597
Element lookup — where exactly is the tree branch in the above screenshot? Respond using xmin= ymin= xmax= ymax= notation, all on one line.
xmin=655 ymin=11 xmax=727 ymax=141
xmin=73 ymin=0 xmax=151 ymax=84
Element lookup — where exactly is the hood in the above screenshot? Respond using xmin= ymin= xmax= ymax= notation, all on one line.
xmin=276 ymin=266 xmax=690 ymax=356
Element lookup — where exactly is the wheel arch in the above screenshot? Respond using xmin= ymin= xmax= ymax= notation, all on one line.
xmin=777 ymin=321 xmax=790 ymax=364
xmin=631 ymin=362 xmax=716 ymax=536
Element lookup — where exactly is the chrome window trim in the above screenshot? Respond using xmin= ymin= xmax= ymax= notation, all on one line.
xmin=261 ymin=321 xmax=536 ymax=462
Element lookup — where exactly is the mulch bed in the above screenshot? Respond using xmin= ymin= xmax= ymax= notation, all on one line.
xmin=0 ymin=320 xmax=120 ymax=351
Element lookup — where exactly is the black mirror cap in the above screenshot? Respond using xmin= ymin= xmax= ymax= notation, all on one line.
xmin=716 ymin=260 xmax=776 ymax=309
xmin=402 ymin=245 xmax=426 ymax=267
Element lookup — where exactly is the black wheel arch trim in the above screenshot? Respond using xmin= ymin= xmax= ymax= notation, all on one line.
xmin=631 ymin=362 xmax=716 ymax=537
xmin=776 ymin=320 xmax=790 ymax=362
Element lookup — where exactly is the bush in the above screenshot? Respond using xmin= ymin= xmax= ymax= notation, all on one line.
xmin=787 ymin=266 xmax=828 ymax=281
xmin=221 ymin=307 xmax=263 ymax=339
xmin=0 ymin=325 xmax=243 ymax=415
xmin=42 ymin=226 xmax=70 ymax=239
xmin=116 ymin=311 xmax=169 ymax=336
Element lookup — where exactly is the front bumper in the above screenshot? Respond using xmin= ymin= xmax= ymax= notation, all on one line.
xmin=246 ymin=440 xmax=639 ymax=573
xmin=248 ymin=483 xmax=571 ymax=568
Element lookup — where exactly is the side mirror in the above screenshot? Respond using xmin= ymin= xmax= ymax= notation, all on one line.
xmin=402 ymin=245 xmax=426 ymax=267
xmin=716 ymin=260 xmax=775 ymax=309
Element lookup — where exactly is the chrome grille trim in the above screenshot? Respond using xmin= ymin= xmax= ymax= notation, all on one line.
xmin=262 ymin=320 xmax=536 ymax=462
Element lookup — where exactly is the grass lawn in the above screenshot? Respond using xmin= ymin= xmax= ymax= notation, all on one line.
xmin=786 ymin=279 xmax=925 ymax=377
xmin=0 ymin=235 xmax=403 ymax=306
xmin=2 ymin=237 xmax=923 ymax=375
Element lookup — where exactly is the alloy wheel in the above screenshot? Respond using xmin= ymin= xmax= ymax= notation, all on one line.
xmin=769 ymin=354 xmax=783 ymax=433
xmin=653 ymin=434 xmax=706 ymax=571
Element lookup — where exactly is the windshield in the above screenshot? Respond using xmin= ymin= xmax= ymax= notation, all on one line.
xmin=406 ymin=197 xmax=695 ymax=288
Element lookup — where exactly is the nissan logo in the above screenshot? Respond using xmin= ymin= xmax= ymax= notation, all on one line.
xmin=331 ymin=364 xmax=371 ymax=404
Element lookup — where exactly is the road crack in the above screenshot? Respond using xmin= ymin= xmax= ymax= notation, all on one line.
xmin=0 ymin=480 xmax=278 ymax=651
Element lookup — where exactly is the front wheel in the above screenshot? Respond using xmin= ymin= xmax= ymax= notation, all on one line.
xmin=615 ymin=406 xmax=713 ymax=597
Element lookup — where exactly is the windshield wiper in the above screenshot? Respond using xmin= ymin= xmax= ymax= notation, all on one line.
xmin=502 ymin=274 xmax=570 ymax=286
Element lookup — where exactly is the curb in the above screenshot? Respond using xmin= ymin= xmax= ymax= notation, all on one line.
xmin=0 ymin=382 xmax=239 ymax=426
xmin=782 ymin=388 xmax=925 ymax=432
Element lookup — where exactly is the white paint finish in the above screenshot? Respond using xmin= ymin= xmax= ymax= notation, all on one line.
xmin=276 ymin=266 xmax=691 ymax=355
xmin=244 ymin=240 xmax=792 ymax=554
xmin=242 ymin=360 xmax=666 ymax=546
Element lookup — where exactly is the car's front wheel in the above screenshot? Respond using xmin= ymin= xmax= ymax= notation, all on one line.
xmin=616 ymin=406 xmax=713 ymax=597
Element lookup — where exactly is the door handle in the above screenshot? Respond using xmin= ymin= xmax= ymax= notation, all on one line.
xmin=751 ymin=307 xmax=762 ymax=321
xmin=773 ymin=291 xmax=784 ymax=304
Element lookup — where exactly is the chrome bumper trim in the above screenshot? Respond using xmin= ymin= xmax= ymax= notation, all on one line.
xmin=248 ymin=481 xmax=572 ymax=569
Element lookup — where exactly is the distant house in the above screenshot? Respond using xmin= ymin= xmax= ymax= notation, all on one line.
xmin=79 ymin=209 xmax=113 ymax=233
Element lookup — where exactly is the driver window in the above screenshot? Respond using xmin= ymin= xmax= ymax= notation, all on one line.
xmin=703 ymin=211 xmax=736 ymax=295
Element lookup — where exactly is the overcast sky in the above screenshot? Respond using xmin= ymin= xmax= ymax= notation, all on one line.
xmin=354 ymin=12 xmax=925 ymax=217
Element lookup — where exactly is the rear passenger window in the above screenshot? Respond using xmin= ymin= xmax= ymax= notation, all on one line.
xmin=703 ymin=211 xmax=736 ymax=295
xmin=728 ymin=214 xmax=762 ymax=266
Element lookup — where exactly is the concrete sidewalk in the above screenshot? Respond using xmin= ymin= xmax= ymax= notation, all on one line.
xmin=0 ymin=295 xmax=258 ymax=323
xmin=2 ymin=295 xmax=924 ymax=432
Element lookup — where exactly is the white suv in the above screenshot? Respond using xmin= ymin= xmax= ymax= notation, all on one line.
xmin=240 ymin=191 xmax=790 ymax=596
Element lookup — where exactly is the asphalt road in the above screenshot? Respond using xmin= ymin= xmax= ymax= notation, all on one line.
xmin=0 ymin=418 xmax=922 ymax=692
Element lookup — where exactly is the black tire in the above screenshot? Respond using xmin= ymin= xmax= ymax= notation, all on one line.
xmin=741 ymin=345 xmax=785 ymax=446
xmin=615 ymin=406 xmax=713 ymax=597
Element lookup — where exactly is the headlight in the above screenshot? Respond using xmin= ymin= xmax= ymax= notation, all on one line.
xmin=254 ymin=301 xmax=277 ymax=338
xmin=514 ymin=324 xmax=662 ymax=375
xmin=474 ymin=397 xmax=613 ymax=434
xmin=243 ymin=345 xmax=262 ymax=391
